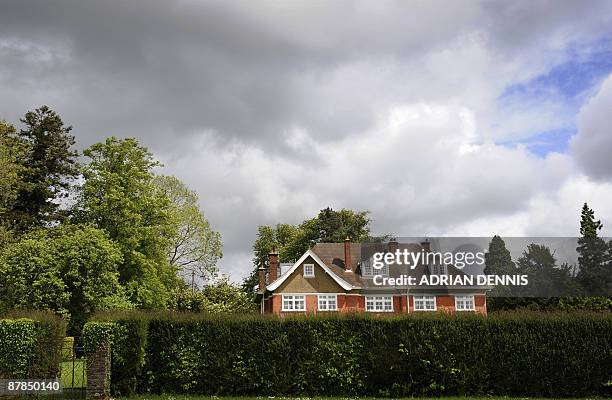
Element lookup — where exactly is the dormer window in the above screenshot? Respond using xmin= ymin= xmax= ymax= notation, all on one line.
xmin=361 ymin=257 xmax=389 ymax=277
xmin=303 ymin=263 xmax=314 ymax=277
xmin=430 ymin=264 xmax=447 ymax=275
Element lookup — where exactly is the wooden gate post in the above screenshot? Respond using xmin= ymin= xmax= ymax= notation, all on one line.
xmin=86 ymin=341 xmax=110 ymax=399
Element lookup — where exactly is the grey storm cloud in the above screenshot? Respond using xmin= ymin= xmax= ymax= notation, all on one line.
xmin=571 ymin=75 xmax=612 ymax=181
xmin=1 ymin=0 xmax=469 ymax=149
xmin=1 ymin=0 xmax=611 ymax=151
xmin=2 ymin=0 xmax=612 ymax=279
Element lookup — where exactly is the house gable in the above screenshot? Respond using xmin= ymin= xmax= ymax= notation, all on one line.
xmin=267 ymin=249 xmax=353 ymax=292
xmin=275 ymin=255 xmax=346 ymax=293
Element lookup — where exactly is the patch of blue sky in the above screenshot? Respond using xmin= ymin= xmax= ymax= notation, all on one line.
xmin=501 ymin=36 xmax=612 ymax=103
xmin=497 ymin=36 xmax=612 ymax=157
xmin=498 ymin=128 xmax=575 ymax=157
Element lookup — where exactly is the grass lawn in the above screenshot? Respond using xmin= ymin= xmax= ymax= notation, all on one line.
xmin=119 ymin=396 xmax=602 ymax=400
xmin=59 ymin=359 xmax=86 ymax=388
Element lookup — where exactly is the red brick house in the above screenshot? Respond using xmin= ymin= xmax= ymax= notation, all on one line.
xmin=257 ymin=239 xmax=487 ymax=315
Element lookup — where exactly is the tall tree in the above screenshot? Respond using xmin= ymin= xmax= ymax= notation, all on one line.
xmin=11 ymin=107 xmax=78 ymax=230
xmin=242 ymin=224 xmax=298 ymax=292
xmin=242 ymin=207 xmax=372 ymax=292
xmin=516 ymin=244 xmax=579 ymax=297
xmin=0 ymin=121 xmax=27 ymax=239
xmin=484 ymin=235 xmax=515 ymax=275
xmin=76 ymin=137 xmax=179 ymax=308
xmin=576 ymin=203 xmax=611 ymax=296
xmin=285 ymin=207 xmax=372 ymax=261
xmin=154 ymin=175 xmax=222 ymax=287
xmin=484 ymin=235 xmax=517 ymax=309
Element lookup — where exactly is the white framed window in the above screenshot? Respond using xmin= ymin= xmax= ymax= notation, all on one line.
xmin=282 ymin=295 xmax=305 ymax=311
xmin=362 ymin=259 xmax=373 ymax=276
xmin=431 ymin=264 xmax=447 ymax=275
xmin=303 ymin=263 xmax=314 ymax=277
xmin=414 ymin=295 xmax=436 ymax=311
xmin=365 ymin=296 xmax=393 ymax=312
xmin=455 ymin=295 xmax=475 ymax=311
xmin=362 ymin=258 xmax=389 ymax=277
xmin=318 ymin=294 xmax=337 ymax=311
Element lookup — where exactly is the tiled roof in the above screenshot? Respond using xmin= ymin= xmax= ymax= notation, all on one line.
xmin=311 ymin=243 xmax=363 ymax=288
xmin=310 ymin=242 xmax=484 ymax=292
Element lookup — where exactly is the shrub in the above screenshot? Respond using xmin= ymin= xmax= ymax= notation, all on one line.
xmin=171 ymin=280 xmax=257 ymax=314
xmin=86 ymin=311 xmax=612 ymax=398
xmin=0 ymin=311 xmax=66 ymax=379
xmin=62 ymin=336 xmax=74 ymax=358
xmin=84 ymin=311 xmax=150 ymax=396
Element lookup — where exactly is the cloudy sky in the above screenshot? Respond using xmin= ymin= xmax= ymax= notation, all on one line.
xmin=2 ymin=0 xmax=612 ymax=280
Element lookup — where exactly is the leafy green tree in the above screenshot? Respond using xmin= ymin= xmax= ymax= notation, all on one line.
xmin=242 ymin=207 xmax=372 ymax=292
xmin=516 ymin=244 xmax=579 ymax=297
xmin=576 ymin=203 xmax=611 ymax=296
xmin=0 ymin=224 xmax=129 ymax=331
xmin=76 ymin=137 xmax=179 ymax=308
xmin=315 ymin=207 xmax=371 ymax=242
xmin=242 ymin=223 xmax=298 ymax=292
xmin=484 ymin=235 xmax=518 ymax=310
xmin=48 ymin=225 xmax=131 ymax=330
xmin=0 ymin=237 xmax=67 ymax=314
xmin=10 ymin=107 xmax=78 ymax=231
xmin=0 ymin=121 xmax=28 ymax=235
xmin=286 ymin=207 xmax=371 ymax=262
xmin=484 ymin=235 xmax=515 ymax=275
xmin=173 ymin=277 xmax=256 ymax=313
xmin=154 ymin=175 xmax=222 ymax=287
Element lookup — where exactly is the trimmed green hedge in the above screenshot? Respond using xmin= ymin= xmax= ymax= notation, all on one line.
xmin=0 ymin=312 xmax=66 ymax=379
xmin=84 ymin=312 xmax=149 ymax=396
xmin=84 ymin=311 xmax=612 ymax=397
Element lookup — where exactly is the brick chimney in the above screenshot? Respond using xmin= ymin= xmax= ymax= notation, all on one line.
xmin=344 ymin=237 xmax=352 ymax=271
xmin=388 ymin=237 xmax=399 ymax=253
xmin=258 ymin=262 xmax=267 ymax=291
xmin=268 ymin=248 xmax=279 ymax=282
xmin=420 ymin=239 xmax=431 ymax=252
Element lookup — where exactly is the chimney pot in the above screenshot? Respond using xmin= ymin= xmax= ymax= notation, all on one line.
xmin=344 ymin=237 xmax=352 ymax=271
xmin=388 ymin=238 xmax=399 ymax=253
xmin=268 ymin=249 xmax=279 ymax=282
xmin=420 ymin=239 xmax=431 ymax=252
xmin=258 ymin=263 xmax=267 ymax=291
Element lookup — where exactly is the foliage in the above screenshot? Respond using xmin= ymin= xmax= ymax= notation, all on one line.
xmin=483 ymin=235 xmax=517 ymax=309
xmin=576 ymin=203 xmax=611 ymax=296
xmin=154 ymin=175 xmax=222 ymax=286
xmin=486 ymin=227 xmax=611 ymax=311
xmin=0 ymin=224 xmax=130 ymax=332
xmin=84 ymin=313 xmax=149 ymax=396
xmin=483 ymin=235 xmax=515 ymax=276
xmin=82 ymin=321 xmax=117 ymax=355
xmin=62 ymin=336 xmax=74 ymax=358
xmin=0 ymin=120 xmax=28 ymax=231
xmin=243 ymin=207 xmax=372 ymax=292
xmin=0 ymin=236 xmax=67 ymax=314
xmin=0 ymin=319 xmax=38 ymax=378
xmin=0 ymin=312 xmax=66 ymax=379
xmin=172 ymin=278 xmax=257 ymax=313
xmin=516 ymin=244 xmax=581 ymax=297
xmin=87 ymin=311 xmax=611 ymax=398
xmin=558 ymin=296 xmax=612 ymax=311
xmin=8 ymin=107 xmax=78 ymax=231
xmin=1 ymin=114 xmax=227 ymax=321
xmin=76 ymin=137 xmax=180 ymax=308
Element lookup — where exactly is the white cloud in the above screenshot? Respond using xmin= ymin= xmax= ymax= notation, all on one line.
xmin=571 ymin=73 xmax=612 ymax=180
xmin=3 ymin=1 xmax=612 ymax=281
xmin=160 ymin=102 xmax=604 ymax=280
